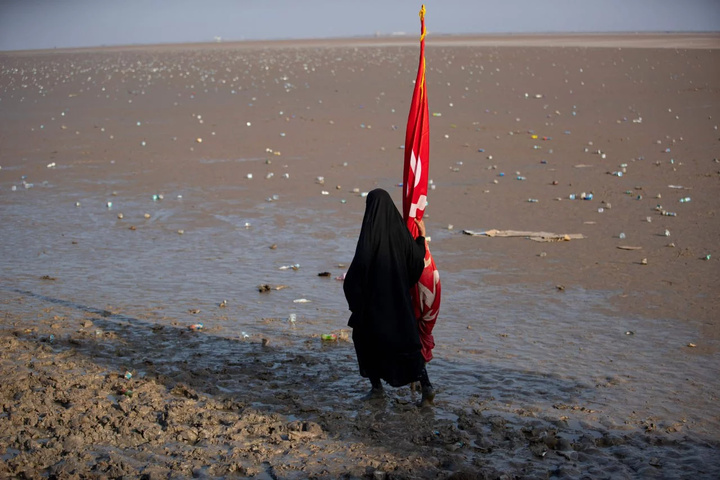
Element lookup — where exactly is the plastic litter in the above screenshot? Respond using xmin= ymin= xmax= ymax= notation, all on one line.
xmin=279 ymin=264 xmax=300 ymax=270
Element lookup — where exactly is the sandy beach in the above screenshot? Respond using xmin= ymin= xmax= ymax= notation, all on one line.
xmin=1 ymin=34 xmax=719 ymax=478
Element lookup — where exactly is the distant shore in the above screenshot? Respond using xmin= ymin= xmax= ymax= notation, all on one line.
xmin=2 ymin=32 xmax=719 ymax=55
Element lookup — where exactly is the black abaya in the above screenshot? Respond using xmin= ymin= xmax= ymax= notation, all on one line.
xmin=343 ymin=188 xmax=427 ymax=387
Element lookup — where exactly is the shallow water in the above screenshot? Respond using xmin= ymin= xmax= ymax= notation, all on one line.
xmin=2 ymin=175 xmax=718 ymax=443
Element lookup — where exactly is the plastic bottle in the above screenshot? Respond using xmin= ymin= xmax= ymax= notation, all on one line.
xmin=679 ymin=197 xmax=691 ymax=203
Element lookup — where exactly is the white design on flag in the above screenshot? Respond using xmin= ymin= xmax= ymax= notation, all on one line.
xmin=407 ymin=149 xmax=427 ymax=218
xmin=412 ymin=150 xmax=422 ymax=188
xmin=417 ymin=267 xmax=440 ymax=322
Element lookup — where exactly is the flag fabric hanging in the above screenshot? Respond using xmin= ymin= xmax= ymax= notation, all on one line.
xmin=402 ymin=4 xmax=441 ymax=363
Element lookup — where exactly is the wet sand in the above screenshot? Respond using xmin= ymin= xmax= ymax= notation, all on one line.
xmin=1 ymin=34 xmax=720 ymax=478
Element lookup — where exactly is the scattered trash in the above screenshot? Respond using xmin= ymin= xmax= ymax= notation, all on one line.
xmin=679 ymin=197 xmax=691 ymax=203
xmin=288 ymin=313 xmax=296 ymax=324
xmin=317 ymin=272 xmax=331 ymax=277
xmin=293 ymin=298 xmax=311 ymax=303
xmin=188 ymin=323 xmax=203 ymax=331
xmin=118 ymin=387 xmax=133 ymax=397
xmin=258 ymin=284 xmax=287 ymax=292
xmin=321 ymin=333 xmax=338 ymax=342
xmin=124 ymin=371 xmax=133 ymax=380
xmin=279 ymin=264 xmax=300 ymax=270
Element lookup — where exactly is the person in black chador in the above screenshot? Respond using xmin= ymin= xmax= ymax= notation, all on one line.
xmin=343 ymin=188 xmax=435 ymax=405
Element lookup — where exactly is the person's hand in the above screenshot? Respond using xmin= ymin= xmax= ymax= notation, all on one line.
xmin=415 ymin=218 xmax=426 ymax=237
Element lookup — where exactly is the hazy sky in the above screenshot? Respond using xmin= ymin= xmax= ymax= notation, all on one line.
xmin=1 ymin=0 xmax=719 ymax=51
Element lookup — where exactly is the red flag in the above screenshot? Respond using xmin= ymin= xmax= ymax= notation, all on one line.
xmin=403 ymin=5 xmax=441 ymax=363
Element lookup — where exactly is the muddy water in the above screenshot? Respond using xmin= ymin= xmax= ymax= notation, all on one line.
xmin=3 ymin=171 xmax=719 ymax=476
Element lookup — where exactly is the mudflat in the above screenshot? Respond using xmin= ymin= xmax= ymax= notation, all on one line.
xmin=1 ymin=34 xmax=719 ymax=478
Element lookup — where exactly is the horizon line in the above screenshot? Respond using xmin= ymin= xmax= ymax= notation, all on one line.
xmin=2 ymin=31 xmax=719 ymax=54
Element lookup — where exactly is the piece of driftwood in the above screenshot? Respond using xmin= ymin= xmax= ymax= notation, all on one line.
xmin=462 ymin=229 xmax=585 ymax=242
